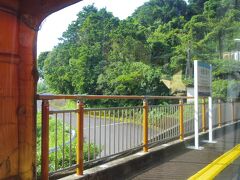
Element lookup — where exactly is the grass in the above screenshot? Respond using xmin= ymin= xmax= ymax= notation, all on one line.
xmin=36 ymin=113 xmax=100 ymax=176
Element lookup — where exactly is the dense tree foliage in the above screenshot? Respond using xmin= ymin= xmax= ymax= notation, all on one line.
xmin=38 ymin=0 xmax=240 ymax=100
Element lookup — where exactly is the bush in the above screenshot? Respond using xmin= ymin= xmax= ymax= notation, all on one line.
xmin=36 ymin=113 xmax=101 ymax=175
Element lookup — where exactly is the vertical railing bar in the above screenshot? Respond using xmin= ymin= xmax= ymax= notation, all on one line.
xmin=113 ymin=110 xmax=116 ymax=154
xmin=152 ymin=107 xmax=155 ymax=142
xmin=88 ymin=111 xmax=91 ymax=161
xmin=156 ymin=107 xmax=158 ymax=141
xmin=186 ymin=104 xmax=188 ymax=133
xmin=109 ymin=110 xmax=111 ymax=155
xmin=62 ymin=112 xmax=65 ymax=168
xmin=202 ymin=98 xmax=206 ymax=132
xmin=153 ymin=106 xmax=155 ymax=142
xmin=41 ymin=100 xmax=49 ymax=179
xmin=175 ymin=105 xmax=180 ymax=136
xmin=162 ymin=106 xmax=165 ymax=140
xmin=94 ymin=111 xmax=96 ymax=160
xmin=104 ymin=110 xmax=107 ymax=157
xmin=158 ymin=106 xmax=161 ymax=141
xmin=76 ymin=101 xmax=84 ymax=175
xmin=126 ymin=109 xmax=128 ymax=150
xmin=173 ymin=105 xmax=175 ymax=137
xmin=170 ymin=106 xmax=173 ymax=138
xmin=143 ymin=99 xmax=148 ymax=152
xmin=165 ymin=106 xmax=168 ymax=139
xmin=99 ymin=110 xmax=102 ymax=158
xmin=168 ymin=106 xmax=171 ymax=138
xmin=129 ymin=108 xmax=131 ymax=147
xmin=187 ymin=104 xmax=189 ymax=133
xmin=189 ymin=104 xmax=191 ymax=132
xmin=148 ymin=107 xmax=151 ymax=143
xmin=69 ymin=112 xmax=72 ymax=166
xmin=177 ymin=105 xmax=179 ymax=136
xmin=55 ymin=113 xmax=58 ymax=171
xmin=166 ymin=106 xmax=168 ymax=139
xmin=138 ymin=108 xmax=140 ymax=145
xmin=171 ymin=105 xmax=173 ymax=138
xmin=173 ymin=105 xmax=176 ymax=137
xmin=174 ymin=105 xmax=177 ymax=137
xmin=154 ymin=106 xmax=158 ymax=142
xmin=179 ymin=100 xmax=184 ymax=141
xmin=133 ymin=108 xmax=136 ymax=147
xmin=140 ymin=108 xmax=143 ymax=145
xmin=151 ymin=107 xmax=153 ymax=142
xmin=122 ymin=109 xmax=124 ymax=151
xmin=170 ymin=106 xmax=172 ymax=138
xmin=117 ymin=109 xmax=120 ymax=153
xmin=218 ymin=99 xmax=222 ymax=127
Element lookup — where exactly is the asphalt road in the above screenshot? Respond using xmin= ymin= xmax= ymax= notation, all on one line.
xmin=37 ymin=100 xmax=158 ymax=157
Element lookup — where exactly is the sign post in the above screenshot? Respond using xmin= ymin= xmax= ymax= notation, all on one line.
xmin=206 ymin=65 xmax=216 ymax=143
xmin=189 ymin=60 xmax=213 ymax=150
xmin=194 ymin=61 xmax=200 ymax=149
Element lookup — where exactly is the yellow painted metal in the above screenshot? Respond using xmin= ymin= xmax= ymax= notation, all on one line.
xmin=188 ymin=144 xmax=240 ymax=180
xmin=143 ymin=100 xmax=148 ymax=152
xmin=41 ymin=100 xmax=50 ymax=180
xmin=202 ymin=98 xmax=206 ymax=132
xmin=179 ymin=99 xmax=184 ymax=141
xmin=218 ymin=99 xmax=222 ymax=127
xmin=76 ymin=101 xmax=84 ymax=175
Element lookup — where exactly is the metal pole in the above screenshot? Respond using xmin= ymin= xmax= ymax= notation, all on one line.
xmin=202 ymin=98 xmax=206 ymax=132
xmin=232 ymin=99 xmax=235 ymax=122
xmin=208 ymin=97 xmax=213 ymax=142
xmin=179 ymin=99 xmax=184 ymax=141
xmin=76 ymin=101 xmax=84 ymax=175
xmin=41 ymin=100 xmax=49 ymax=180
xmin=209 ymin=64 xmax=213 ymax=143
xmin=218 ymin=99 xmax=222 ymax=127
xmin=143 ymin=99 xmax=148 ymax=152
xmin=194 ymin=61 xmax=199 ymax=149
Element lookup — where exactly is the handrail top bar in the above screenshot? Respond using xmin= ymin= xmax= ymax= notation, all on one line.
xmin=37 ymin=94 xmax=195 ymax=100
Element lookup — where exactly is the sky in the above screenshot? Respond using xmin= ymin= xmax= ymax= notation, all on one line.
xmin=37 ymin=0 xmax=149 ymax=56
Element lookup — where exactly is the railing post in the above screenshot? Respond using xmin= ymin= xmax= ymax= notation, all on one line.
xmin=201 ymin=98 xmax=206 ymax=132
xmin=41 ymin=100 xmax=49 ymax=180
xmin=179 ymin=99 xmax=184 ymax=141
xmin=143 ymin=99 xmax=148 ymax=152
xmin=232 ymin=99 xmax=235 ymax=122
xmin=218 ymin=99 xmax=222 ymax=127
xmin=76 ymin=101 xmax=84 ymax=175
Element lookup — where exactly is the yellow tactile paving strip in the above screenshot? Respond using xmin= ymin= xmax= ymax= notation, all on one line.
xmin=188 ymin=144 xmax=240 ymax=180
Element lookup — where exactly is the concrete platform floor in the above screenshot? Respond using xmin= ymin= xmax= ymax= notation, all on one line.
xmin=131 ymin=123 xmax=240 ymax=180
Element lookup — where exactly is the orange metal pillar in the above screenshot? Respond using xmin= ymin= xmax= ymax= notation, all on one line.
xmin=143 ymin=99 xmax=148 ymax=152
xmin=76 ymin=101 xmax=84 ymax=175
xmin=202 ymin=98 xmax=206 ymax=132
xmin=179 ymin=99 xmax=184 ymax=141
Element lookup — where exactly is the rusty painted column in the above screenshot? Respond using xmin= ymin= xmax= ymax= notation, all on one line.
xmin=18 ymin=16 xmax=38 ymax=179
xmin=0 ymin=2 xmax=38 ymax=179
xmin=0 ymin=7 xmax=19 ymax=179
xmin=0 ymin=0 xmax=82 ymax=179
